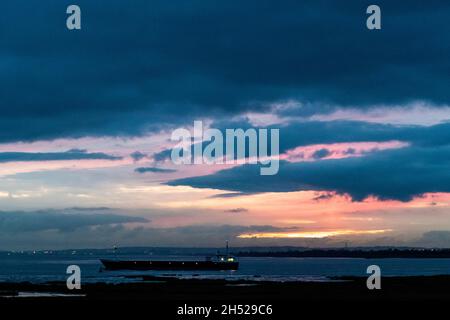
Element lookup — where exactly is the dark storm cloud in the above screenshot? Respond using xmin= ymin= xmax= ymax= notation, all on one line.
xmin=0 ymin=224 xmax=294 ymax=250
xmin=152 ymin=120 xmax=450 ymax=162
xmin=312 ymin=148 xmax=331 ymax=159
xmin=153 ymin=149 xmax=173 ymax=162
xmin=0 ymin=208 xmax=148 ymax=232
xmin=1 ymin=0 xmax=450 ymax=142
xmin=0 ymin=149 xmax=121 ymax=162
xmin=417 ymin=231 xmax=450 ymax=247
xmin=209 ymin=192 xmax=257 ymax=199
xmin=134 ymin=167 xmax=176 ymax=173
xmin=167 ymin=145 xmax=450 ymax=202
xmin=313 ymin=192 xmax=335 ymax=201
xmin=277 ymin=121 xmax=450 ymax=151
xmin=224 ymin=208 xmax=249 ymax=213
xmin=130 ymin=151 xmax=148 ymax=162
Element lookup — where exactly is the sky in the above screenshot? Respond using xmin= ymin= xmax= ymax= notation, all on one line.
xmin=1 ymin=0 xmax=450 ymax=250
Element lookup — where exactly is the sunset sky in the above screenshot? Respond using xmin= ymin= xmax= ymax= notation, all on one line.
xmin=1 ymin=0 xmax=449 ymax=250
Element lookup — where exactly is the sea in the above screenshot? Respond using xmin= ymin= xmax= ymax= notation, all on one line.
xmin=1 ymin=248 xmax=450 ymax=284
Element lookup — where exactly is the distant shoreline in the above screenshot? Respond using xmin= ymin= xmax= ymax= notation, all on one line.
xmin=237 ymin=248 xmax=450 ymax=259
xmin=2 ymin=246 xmax=450 ymax=256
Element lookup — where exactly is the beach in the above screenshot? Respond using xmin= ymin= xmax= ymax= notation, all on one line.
xmin=0 ymin=276 xmax=449 ymax=319
xmin=2 ymin=275 xmax=450 ymax=307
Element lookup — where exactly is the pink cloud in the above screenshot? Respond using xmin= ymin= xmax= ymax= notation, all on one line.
xmin=281 ymin=140 xmax=409 ymax=162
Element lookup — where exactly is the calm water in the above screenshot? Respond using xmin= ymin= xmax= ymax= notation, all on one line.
xmin=1 ymin=251 xmax=450 ymax=283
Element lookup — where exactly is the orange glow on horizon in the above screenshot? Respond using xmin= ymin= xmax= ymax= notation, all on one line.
xmin=237 ymin=229 xmax=393 ymax=239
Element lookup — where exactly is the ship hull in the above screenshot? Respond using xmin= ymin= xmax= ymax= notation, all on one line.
xmin=100 ymin=259 xmax=239 ymax=271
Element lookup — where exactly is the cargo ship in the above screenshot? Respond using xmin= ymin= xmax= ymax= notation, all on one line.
xmin=100 ymin=242 xmax=239 ymax=271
